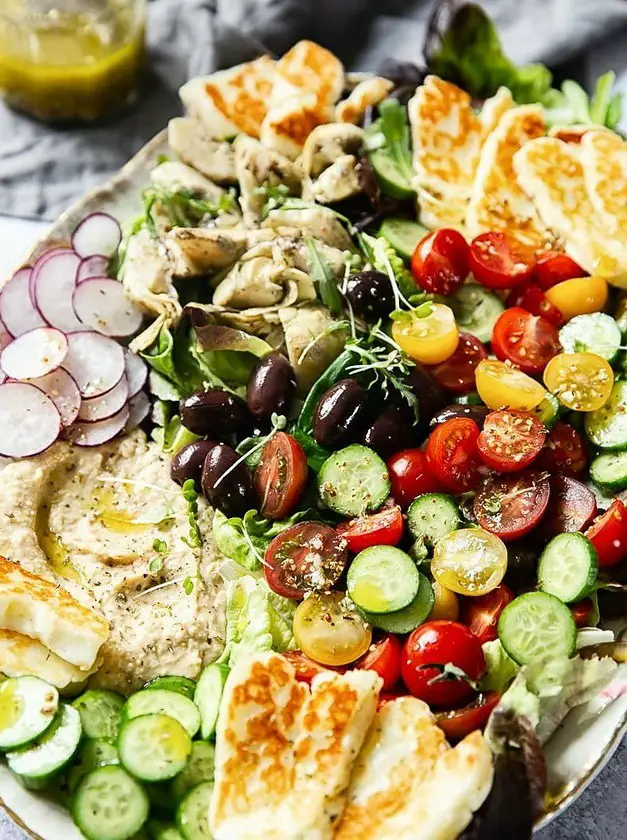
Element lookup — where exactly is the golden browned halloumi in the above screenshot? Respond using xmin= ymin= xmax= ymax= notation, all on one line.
xmin=261 ymin=92 xmax=334 ymax=160
xmin=336 ymin=77 xmax=394 ymax=124
xmin=273 ymin=40 xmax=344 ymax=110
xmin=0 ymin=556 xmax=109 ymax=670
xmin=581 ymin=129 xmax=627 ymax=237
xmin=548 ymin=124 xmax=612 ymax=143
xmin=209 ymin=651 xmax=381 ymax=840
xmin=479 ymin=86 xmax=515 ymax=140
xmin=0 ymin=629 xmax=95 ymax=690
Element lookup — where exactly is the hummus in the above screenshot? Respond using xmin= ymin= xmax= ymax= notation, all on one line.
xmin=0 ymin=430 xmax=225 ymax=693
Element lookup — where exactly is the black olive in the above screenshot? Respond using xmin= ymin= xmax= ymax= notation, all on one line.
xmin=170 ymin=440 xmax=217 ymax=488
xmin=504 ymin=540 xmax=538 ymax=590
xmin=377 ymin=58 xmax=426 ymax=89
xmin=313 ymin=379 xmax=369 ymax=448
xmin=345 ymin=271 xmax=395 ymax=320
xmin=179 ymin=389 xmax=251 ymax=437
xmin=201 ymin=443 xmax=257 ymax=517
xmin=404 ymin=363 xmax=448 ymax=432
xmin=246 ymin=352 xmax=296 ymax=420
xmin=429 ymin=404 xmax=490 ymax=430
xmin=361 ymin=402 xmax=418 ymax=459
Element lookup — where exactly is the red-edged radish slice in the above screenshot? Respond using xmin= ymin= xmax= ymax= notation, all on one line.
xmin=63 ymin=331 xmax=125 ymax=398
xmin=0 ymin=321 xmax=10 ymax=383
xmin=77 ymin=255 xmax=109 ymax=283
xmin=0 ymin=327 xmax=68 ymax=380
xmin=0 ymin=268 xmax=46 ymax=337
xmin=123 ymin=348 xmax=148 ymax=398
xmin=33 ymin=250 xmax=83 ymax=333
xmin=72 ymin=277 xmax=143 ymax=338
xmin=72 ymin=213 xmax=121 ymax=259
xmin=66 ymin=402 xmax=129 ymax=447
xmin=29 ymin=248 xmax=75 ymax=305
xmin=0 ymin=382 xmax=61 ymax=457
xmin=125 ymin=391 xmax=150 ymax=430
xmin=30 ymin=368 xmax=81 ymax=428
xmin=78 ymin=375 xmax=129 ymax=422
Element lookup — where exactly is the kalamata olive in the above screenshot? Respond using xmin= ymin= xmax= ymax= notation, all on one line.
xmin=404 ymin=363 xmax=448 ymax=431
xmin=504 ymin=540 xmax=538 ymax=590
xmin=429 ymin=404 xmax=490 ymax=430
xmin=201 ymin=442 xmax=257 ymax=517
xmin=345 ymin=271 xmax=395 ymax=320
xmin=180 ymin=389 xmax=251 ymax=437
xmin=361 ymin=402 xmax=418 ymax=458
xmin=246 ymin=352 xmax=296 ymax=420
xmin=313 ymin=379 xmax=369 ymax=448
xmin=170 ymin=440 xmax=217 ymax=488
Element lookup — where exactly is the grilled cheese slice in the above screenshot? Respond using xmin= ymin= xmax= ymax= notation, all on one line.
xmin=273 ymin=41 xmax=344 ymax=110
xmin=336 ymin=77 xmax=394 ymax=124
xmin=261 ymin=92 xmax=334 ymax=160
xmin=0 ymin=629 xmax=95 ymax=690
xmin=581 ymin=129 xmax=627 ymax=237
xmin=0 ymin=556 xmax=109 ymax=670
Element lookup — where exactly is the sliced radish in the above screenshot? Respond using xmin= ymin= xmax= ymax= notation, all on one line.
xmin=77 ymin=255 xmax=109 ymax=283
xmin=30 ymin=368 xmax=81 ymax=428
xmin=63 ymin=331 xmax=125 ymax=398
xmin=72 ymin=277 xmax=143 ymax=338
xmin=125 ymin=391 xmax=150 ymax=430
xmin=72 ymin=213 xmax=122 ymax=259
xmin=0 ymin=382 xmax=61 ymax=457
xmin=0 ymin=268 xmax=46 ymax=337
xmin=33 ymin=250 xmax=83 ymax=333
xmin=66 ymin=402 xmax=130 ymax=447
xmin=78 ymin=375 xmax=129 ymax=422
xmin=123 ymin=348 xmax=148 ymax=398
xmin=0 ymin=327 xmax=68 ymax=380
xmin=29 ymin=248 xmax=75 ymax=305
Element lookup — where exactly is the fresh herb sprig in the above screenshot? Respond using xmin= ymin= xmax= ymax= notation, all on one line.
xmin=181 ymin=480 xmax=203 ymax=548
xmin=306 ymin=237 xmax=344 ymax=315
xmin=143 ymin=185 xmax=237 ymax=230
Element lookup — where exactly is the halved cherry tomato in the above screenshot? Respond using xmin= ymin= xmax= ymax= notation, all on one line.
xmin=402 ymin=620 xmax=486 ymax=708
xmin=387 ymin=448 xmax=443 ymax=508
xmin=426 ymin=417 xmax=481 ymax=492
xmin=536 ymin=421 xmax=588 ymax=476
xmin=545 ymin=275 xmax=608 ymax=321
xmin=491 ymin=307 xmax=561 ymax=375
xmin=475 ymin=359 xmax=547 ymax=411
xmin=428 ymin=332 xmax=488 ymax=393
xmin=355 ymin=634 xmax=403 ymax=691
xmin=539 ymin=475 xmax=597 ymax=539
xmin=293 ymin=592 xmax=372 ymax=666
xmin=255 ymin=431 xmax=308 ymax=519
xmin=571 ymin=598 xmax=594 ymax=628
xmin=336 ymin=506 xmax=404 ymax=553
xmin=585 ymin=500 xmax=627 ymax=568
xmin=433 ymin=529 xmax=507 ymax=596
xmin=469 ymin=231 xmax=535 ymax=290
xmin=544 ymin=352 xmax=614 ymax=412
xmin=462 ymin=584 xmax=514 ymax=644
xmin=506 ymin=283 xmax=564 ymax=327
xmin=410 ymin=229 xmax=470 ymax=296
xmin=283 ymin=650 xmax=344 ymax=683
xmin=477 ymin=409 xmax=546 ymax=472
xmin=391 ymin=304 xmax=459 ymax=365
xmin=535 ymin=251 xmax=585 ymax=290
xmin=430 ymin=582 xmax=460 ymax=621
xmin=264 ymin=522 xmax=348 ymax=599
xmin=435 ymin=691 xmax=500 ymax=740
xmin=473 ymin=470 xmax=551 ymax=541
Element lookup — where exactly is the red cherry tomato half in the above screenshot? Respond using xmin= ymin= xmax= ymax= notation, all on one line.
xmin=462 ymin=584 xmax=514 ymax=644
xmin=539 ymin=475 xmax=597 ymax=540
xmin=585 ymin=500 xmax=627 ymax=568
xmin=336 ymin=505 xmax=404 ymax=553
xmin=506 ymin=283 xmax=564 ymax=327
xmin=411 ymin=229 xmax=470 ymax=296
xmin=571 ymin=598 xmax=594 ymax=629
xmin=428 ymin=332 xmax=488 ymax=394
xmin=435 ymin=691 xmax=500 ymax=740
xmin=536 ymin=421 xmax=588 ymax=477
xmin=477 ymin=409 xmax=546 ymax=473
xmin=534 ymin=251 xmax=586 ymax=290
xmin=426 ymin=417 xmax=482 ymax=493
xmin=255 ymin=432 xmax=308 ymax=520
xmin=469 ymin=232 xmax=535 ymax=290
xmin=473 ymin=470 xmax=551 ymax=542
xmin=387 ymin=448 xmax=443 ymax=508
xmin=491 ymin=307 xmax=562 ymax=375
xmin=283 ymin=650 xmax=344 ymax=682
xmin=264 ymin=521 xmax=348 ymax=599
xmin=402 ymin=620 xmax=486 ymax=709
xmin=355 ymin=633 xmax=403 ymax=691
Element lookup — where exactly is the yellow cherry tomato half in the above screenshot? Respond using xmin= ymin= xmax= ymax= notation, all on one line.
xmin=391 ymin=303 xmax=459 ymax=365
xmin=475 ymin=359 xmax=547 ymax=411
xmin=431 ymin=528 xmax=508 ymax=596
xmin=543 ymin=352 xmax=614 ymax=412
xmin=293 ymin=592 xmax=372 ymax=666
xmin=429 ymin=582 xmax=460 ymax=621
xmin=545 ymin=275 xmax=608 ymax=321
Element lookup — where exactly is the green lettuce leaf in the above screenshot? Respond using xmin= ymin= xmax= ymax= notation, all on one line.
xmin=481 ymin=639 xmax=520 ymax=694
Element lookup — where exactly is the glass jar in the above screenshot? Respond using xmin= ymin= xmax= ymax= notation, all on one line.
xmin=0 ymin=0 xmax=146 ymax=123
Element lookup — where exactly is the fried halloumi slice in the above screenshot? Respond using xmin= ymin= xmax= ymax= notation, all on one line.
xmin=548 ymin=124 xmax=612 ymax=144
xmin=479 ymin=86 xmax=515 ymax=140
xmin=0 ymin=629 xmax=95 ymax=690
xmin=335 ymin=697 xmax=494 ymax=840
xmin=0 ymin=556 xmax=108 ymax=670
xmin=210 ymin=651 xmax=381 ymax=840
xmin=168 ymin=117 xmax=237 ymax=184
xmin=261 ymin=92 xmax=334 ymax=160
xmin=336 ymin=77 xmax=394 ymax=124
xmin=272 ymin=40 xmax=344 ymax=110
xmin=581 ymin=129 xmax=627 ymax=237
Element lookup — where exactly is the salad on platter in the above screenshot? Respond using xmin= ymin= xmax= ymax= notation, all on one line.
xmin=2 ymin=3 xmax=627 ymax=840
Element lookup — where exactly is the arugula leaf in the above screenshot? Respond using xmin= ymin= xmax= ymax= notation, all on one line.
xmin=143 ymin=184 xmax=237 ymax=230
xmin=306 ymin=237 xmax=343 ymax=315
xmin=377 ymin=99 xmax=414 ymax=183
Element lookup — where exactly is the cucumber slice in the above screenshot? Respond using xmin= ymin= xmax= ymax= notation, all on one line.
xmin=123 ymin=690 xmax=200 ymax=738
xmin=378 ymin=218 xmax=429 ymax=260
xmin=358 ymin=572 xmax=434 ymax=634
xmin=176 ymin=781 xmax=214 ymax=840
xmin=170 ymin=741 xmax=215 ymax=803
xmin=585 ymin=381 xmax=627 ymax=450
xmin=144 ymin=677 xmax=197 ymax=701
xmin=531 ymin=392 xmax=560 ymax=429
xmin=0 ymin=676 xmax=58 ymax=751
xmin=347 ymin=546 xmax=420 ymax=614
xmin=538 ymin=533 xmax=598 ymax=603
xmin=68 ymin=738 xmax=120 ymax=795
xmin=449 ymin=283 xmax=504 ymax=343
xmin=119 ymin=714 xmax=192 ymax=783
xmin=590 ymin=449 xmax=627 ymax=492
xmin=73 ymin=765 xmax=149 ymax=840
xmin=147 ymin=821 xmax=185 ymax=840
xmin=369 ymin=150 xmax=415 ymax=200
xmin=72 ymin=689 xmax=124 ymax=742
xmin=318 ymin=444 xmax=390 ymax=517
xmin=498 ymin=591 xmax=577 ymax=665
xmin=407 ymin=493 xmax=460 ymax=551
xmin=559 ymin=313 xmax=622 ymax=363
xmin=7 ymin=704 xmax=81 ymax=789
xmin=194 ymin=663 xmax=229 ymax=740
